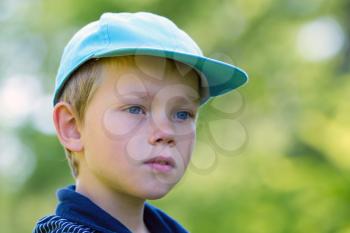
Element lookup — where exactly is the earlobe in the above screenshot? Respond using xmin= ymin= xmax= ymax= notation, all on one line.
xmin=53 ymin=102 xmax=83 ymax=152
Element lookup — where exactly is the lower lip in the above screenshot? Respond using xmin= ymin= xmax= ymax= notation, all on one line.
xmin=145 ymin=163 xmax=173 ymax=173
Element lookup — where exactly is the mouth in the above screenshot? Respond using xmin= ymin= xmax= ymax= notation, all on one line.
xmin=143 ymin=156 xmax=176 ymax=173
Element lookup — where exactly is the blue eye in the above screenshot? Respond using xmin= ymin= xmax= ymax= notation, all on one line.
xmin=126 ymin=106 xmax=145 ymax=115
xmin=175 ymin=111 xmax=192 ymax=120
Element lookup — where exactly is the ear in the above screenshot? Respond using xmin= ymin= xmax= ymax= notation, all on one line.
xmin=53 ymin=102 xmax=83 ymax=152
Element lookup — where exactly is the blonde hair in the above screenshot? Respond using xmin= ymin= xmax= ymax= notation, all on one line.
xmin=56 ymin=55 xmax=203 ymax=178
xmin=57 ymin=58 xmax=104 ymax=178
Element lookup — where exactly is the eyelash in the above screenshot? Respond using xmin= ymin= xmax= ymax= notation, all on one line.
xmin=124 ymin=105 xmax=195 ymax=120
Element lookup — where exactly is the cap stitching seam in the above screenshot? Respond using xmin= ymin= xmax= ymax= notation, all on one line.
xmin=102 ymin=19 xmax=111 ymax=50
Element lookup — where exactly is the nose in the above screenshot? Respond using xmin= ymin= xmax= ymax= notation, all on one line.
xmin=148 ymin=116 xmax=176 ymax=147
xmin=148 ymin=128 xmax=176 ymax=146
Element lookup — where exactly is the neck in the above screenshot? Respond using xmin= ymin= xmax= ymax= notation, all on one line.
xmin=75 ymin=174 xmax=149 ymax=233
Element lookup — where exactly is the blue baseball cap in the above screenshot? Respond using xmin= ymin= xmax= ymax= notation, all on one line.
xmin=54 ymin=12 xmax=248 ymax=106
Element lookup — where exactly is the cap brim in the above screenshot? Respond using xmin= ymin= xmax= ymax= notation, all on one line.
xmin=54 ymin=48 xmax=248 ymax=106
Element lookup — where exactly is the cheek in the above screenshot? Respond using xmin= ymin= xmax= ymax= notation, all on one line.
xmin=102 ymin=108 xmax=144 ymax=137
xmin=83 ymin=112 xmax=133 ymax=167
xmin=177 ymin=131 xmax=196 ymax=165
xmin=84 ymin=137 xmax=138 ymax=187
xmin=124 ymin=133 xmax=154 ymax=163
xmin=89 ymin=123 xmax=150 ymax=169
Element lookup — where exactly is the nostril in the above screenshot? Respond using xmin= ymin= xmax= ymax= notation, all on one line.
xmin=155 ymin=138 xmax=162 ymax=143
xmin=154 ymin=138 xmax=175 ymax=146
xmin=168 ymin=139 xmax=175 ymax=146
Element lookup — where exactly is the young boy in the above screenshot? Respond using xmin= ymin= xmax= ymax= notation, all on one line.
xmin=33 ymin=12 xmax=248 ymax=233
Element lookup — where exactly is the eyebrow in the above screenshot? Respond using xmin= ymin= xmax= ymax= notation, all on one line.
xmin=115 ymin=91 xmax=199 ymax=105
xmin=115 ymin=91 xmax=150 ymax=99
xmin=172 ymin=96 xmax=199 ymax=107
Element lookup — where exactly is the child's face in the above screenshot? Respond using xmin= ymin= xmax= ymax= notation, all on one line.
xmin=79 ymin=56 xmax=200 ymax=200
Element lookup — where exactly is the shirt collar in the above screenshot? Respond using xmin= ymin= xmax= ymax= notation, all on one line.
xmin=55 ymin=184 xmax=173 ymax=233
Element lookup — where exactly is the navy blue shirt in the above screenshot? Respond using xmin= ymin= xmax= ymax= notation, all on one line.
xmin=33 ymin=185 xmax=189 ymax=233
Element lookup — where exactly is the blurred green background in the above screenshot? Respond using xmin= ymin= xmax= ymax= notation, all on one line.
xmin=0 ymin=0 xmax=349 ymax=232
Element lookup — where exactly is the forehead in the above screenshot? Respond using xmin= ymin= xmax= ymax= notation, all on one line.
xmin=100 ymin=56 xmax=201 ymax=102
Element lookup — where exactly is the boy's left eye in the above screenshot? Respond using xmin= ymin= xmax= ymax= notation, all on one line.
xmin=175 ymin=111 xmax=193 ymax=120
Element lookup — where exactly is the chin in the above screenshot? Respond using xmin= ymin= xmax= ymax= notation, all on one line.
xmin=139 ymin=185 xmax=173 ymax=200
xmin=145 ymin=192 xmax=169 ymax=200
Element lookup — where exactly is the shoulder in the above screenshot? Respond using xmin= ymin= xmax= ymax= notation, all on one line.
xmin=33 ymin=215 xmax=98 ymax=233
